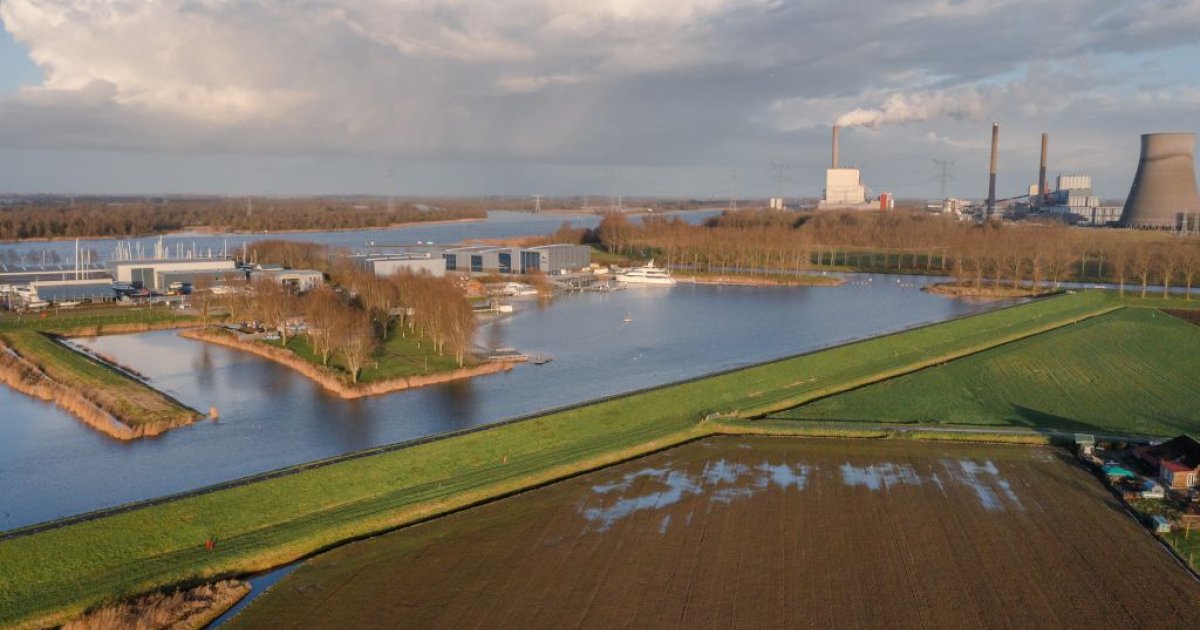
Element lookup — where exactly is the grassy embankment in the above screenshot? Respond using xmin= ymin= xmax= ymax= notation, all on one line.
xmin=673 ymin=269 xmax=843 ymax=287
xmin=0 ymin=305 xmax=203 ymax=438
xmin=774 ymin=306 xmax=1200 ymax=437
xmin=267 ymin=329 xmax=465 ymax=383
xmin=0 ymin=290 xmax=1123 ymax=628
xmin=182 ymin=328 xmax=510 ymax=399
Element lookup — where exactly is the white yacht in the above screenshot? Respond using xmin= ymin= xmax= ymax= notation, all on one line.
xmin=614 ymin=260 xmax=676 ymax=286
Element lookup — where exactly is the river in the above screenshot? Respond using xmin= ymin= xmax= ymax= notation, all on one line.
xmin=0 ymin=272 xmax=1016 ymax=530
xmin=0 ymin=209 xmax=705 ymax=263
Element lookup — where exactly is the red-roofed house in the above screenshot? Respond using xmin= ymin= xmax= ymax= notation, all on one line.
xmin=1136 ymin=435 xmax=1200 ymax=490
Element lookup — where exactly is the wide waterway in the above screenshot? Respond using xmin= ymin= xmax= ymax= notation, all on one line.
xmin=0 ymin=209 xmax=707 ymax=262
xmin=0 ymin=273 xmax=1016 ymax=530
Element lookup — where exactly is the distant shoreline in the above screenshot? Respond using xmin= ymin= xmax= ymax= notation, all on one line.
xmin=0 ymin=217 xmax=488 ymax=245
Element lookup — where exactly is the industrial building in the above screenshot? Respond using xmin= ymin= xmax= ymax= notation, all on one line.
xmin=441 ymin=244 xmax=590 ymax=275
xmin=1120 ymin=133 xmax=1200 ymax=230
xmin=355 ymin=253 xmax=447 ymax=278
xmin=818 ymin=126 xmax=876 ymax=211
xmin=105 ymin=258 xmax=238 ymax=292
xmin=248 ymin=266 xmax=324 ymax=291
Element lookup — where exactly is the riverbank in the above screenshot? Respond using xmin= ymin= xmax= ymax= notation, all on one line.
xmin=169 ymin=216 xmax=488 ymax=239
xmin=924 ymin=281 xmax=1058 ymax=299
xmin=0 ymin=306 xmax=208 ymax=438
xmin=62 ymin=580 xmax=249 ymax=630
xmin=675 ymin=271 xmax=843 ymax=287
xmin=0 ymin=331 xmax=202 ymax=440
xmin=179 ymin=328 xmax=512 ymax=398
xmin=0 ymin=217 xmax=489 ymax=245
xmin=0 ymin=291 xmax=1129 ymax=629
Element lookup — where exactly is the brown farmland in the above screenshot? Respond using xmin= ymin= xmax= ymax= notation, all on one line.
xmin=228 ymin=438 xmax=1200 ymax=629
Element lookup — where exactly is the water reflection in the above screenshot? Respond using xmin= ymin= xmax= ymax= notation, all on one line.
xmin=579 ymin=453 xmax=1023 ymax=535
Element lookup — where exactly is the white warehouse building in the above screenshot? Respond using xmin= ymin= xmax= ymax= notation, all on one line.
xmin=105 ymin=258 xmax=238 ymax=292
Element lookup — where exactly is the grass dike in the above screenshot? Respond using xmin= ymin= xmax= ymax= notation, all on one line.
xmin=178 ymin=328 xmax=513 ymax=398
xmin=0 ymin=291 xmax=1127 ymax=628
xmin=0 ymin=330 xmax=202 ymax=439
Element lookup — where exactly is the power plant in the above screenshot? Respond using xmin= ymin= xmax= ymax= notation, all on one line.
xmin=1120 ymin=133 xmax=1200 ymax=229
xmin=818 ymin=125 xmax=876 ymax=210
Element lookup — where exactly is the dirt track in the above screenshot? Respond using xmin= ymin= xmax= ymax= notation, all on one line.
xmin=228 ymin=437 xmax=1200 ymax=629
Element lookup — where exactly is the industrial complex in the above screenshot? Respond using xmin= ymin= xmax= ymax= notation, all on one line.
xmin=1 ymin=241 xmax=593 ymax=310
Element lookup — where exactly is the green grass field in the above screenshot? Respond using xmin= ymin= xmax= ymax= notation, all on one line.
xmin=0 ymin=291 xmax=1127 ymax=628
xmin=776 ymin=308 xmax=1200 ymax=436
xmin=264 ymin=330 xmax=465 ymax=383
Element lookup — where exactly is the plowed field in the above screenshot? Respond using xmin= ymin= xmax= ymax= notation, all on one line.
xmin=228 ymin=438 xmax=1200 ymax=629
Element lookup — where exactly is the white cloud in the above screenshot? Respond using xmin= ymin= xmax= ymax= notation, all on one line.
xmin=0 ymin=0 xmax=1198 ymax=195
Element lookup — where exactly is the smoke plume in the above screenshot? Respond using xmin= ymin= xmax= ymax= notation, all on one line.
xmin=835 ymin=88 xmax=988 ymax=128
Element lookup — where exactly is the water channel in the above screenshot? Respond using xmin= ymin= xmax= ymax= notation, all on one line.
xmin=0 ymin=272 xmax=1015 ymax=529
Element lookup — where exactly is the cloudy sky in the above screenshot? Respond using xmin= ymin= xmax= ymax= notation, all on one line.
xmin=1 ymin=0 xmax=1199 ymax=199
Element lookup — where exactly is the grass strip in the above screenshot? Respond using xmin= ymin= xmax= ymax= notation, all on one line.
xmin=777 ymin=308 xmax=1200 ymax=437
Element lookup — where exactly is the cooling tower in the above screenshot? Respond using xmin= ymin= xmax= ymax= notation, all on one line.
xmin=1121 ymin=133 xmax=1200 ymax=228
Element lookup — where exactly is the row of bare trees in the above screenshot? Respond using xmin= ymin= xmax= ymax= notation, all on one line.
xmin=213 ymin=240 xmax=477 ymax=381
xmin=594 ymin=210 xmax=1200 ymax=298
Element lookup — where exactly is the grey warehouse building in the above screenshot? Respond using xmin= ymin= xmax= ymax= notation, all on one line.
xmin=443 ymin=244 xmax=590 ymax=275
xmin=355 ymin=253 xmax=447 ymax=278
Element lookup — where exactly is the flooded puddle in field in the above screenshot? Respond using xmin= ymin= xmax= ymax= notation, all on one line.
xmin=579 ymin=451 xmax=1023 ymax=534
xmin=226 ymin=437 xmax=1200 ymax=630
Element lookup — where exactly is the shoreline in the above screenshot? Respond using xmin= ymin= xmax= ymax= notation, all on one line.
xmin=924 ymin=281 xmax=1058 ymax=300
xmin=0 ymin=333 xmax=201 ymax=440
xmin=0 ymin=217 xmax=488 ymax=245
xmin=179 ymin=328 xmax=512 ymax=398
xmin=675 ymin=273 xmax=843 ymax=287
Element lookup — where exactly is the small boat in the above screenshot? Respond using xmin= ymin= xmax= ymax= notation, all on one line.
xmin=531 ymin=355 xmax=552 ymax=365
xmin=622 ymin=314 xmax=633 ymax=323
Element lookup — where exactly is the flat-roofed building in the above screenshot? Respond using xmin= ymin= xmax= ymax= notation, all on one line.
xmin=356 ymin=253 xmax=447 ymax=278
xmin=105 ymin=258 xmax=237 ymax=292
xmin=248 ymin=267 xmax=324 ymax=292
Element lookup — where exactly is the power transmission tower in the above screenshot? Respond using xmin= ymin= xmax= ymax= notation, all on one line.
xmin=730 ymin=168 xmax=738 ymax=212
xmin=533 ymin=194 xmax=542 ymax=213
xmin=770 ymin=163 xmax=790 ymax=199
xmin=387 ymin=168 xmax=396 ymax=212
xmin=933 ymin=159 xmax=956 ymax=200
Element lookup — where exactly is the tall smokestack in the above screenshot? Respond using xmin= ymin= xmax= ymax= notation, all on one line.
xmin=832 ymin=125 xmax=840 ymax=169
xmin=987 ymin=122 xmax=999 ymax=217
xmin=1038 ymin=133 xmax=1048 ymax=205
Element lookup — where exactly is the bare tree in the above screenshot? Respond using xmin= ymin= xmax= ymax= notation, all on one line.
xmin=304 ymin=287 xmax=342 ymax=365
xmin=337 ymin=310 xmax=375 ymax=384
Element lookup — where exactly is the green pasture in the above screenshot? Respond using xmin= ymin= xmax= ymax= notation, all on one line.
xmin=776 ymin=308 xmax=1200 ymax=436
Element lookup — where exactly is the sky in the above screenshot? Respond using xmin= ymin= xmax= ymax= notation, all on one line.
xmin=1 ymin=0 xmax=1199 ymax=200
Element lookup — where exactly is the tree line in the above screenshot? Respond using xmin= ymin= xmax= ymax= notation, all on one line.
xmin=589 ymin=210 xmax=1200 ymax=298
xmin=215 ymin=240 xmax=476 ymax=382
xmin=0 ymin=198 xmax=489 ymax=241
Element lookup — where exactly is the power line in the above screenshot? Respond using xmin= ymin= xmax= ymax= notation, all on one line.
xmin=932 ymin=159 xmax=956 ymax=200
